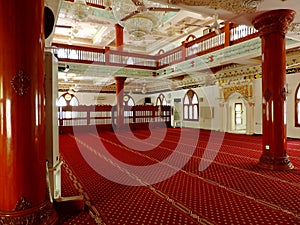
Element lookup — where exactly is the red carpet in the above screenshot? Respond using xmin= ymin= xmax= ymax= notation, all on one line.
xmin=58 ymin=128 xmax=300 ymax=224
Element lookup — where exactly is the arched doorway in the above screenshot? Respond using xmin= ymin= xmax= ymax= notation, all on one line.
xmin=226 ymin=92 xmax=248 ymax=134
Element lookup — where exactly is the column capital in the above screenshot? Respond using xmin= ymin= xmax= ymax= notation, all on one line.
xmin=115 ymin=23 xmax=124 ymax=30
xmin=115 ymin=76 xmax=127 ymax=84
xmin=252 ymin=9 xmax=295 ymax=36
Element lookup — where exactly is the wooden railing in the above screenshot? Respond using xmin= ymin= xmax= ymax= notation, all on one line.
xmin=230 ymin=24 xmax=257 ymax=42
xmin=58 ymin=105 xmax=171 ymax=131
xmin=108 ymin=49 xmax=157 ymax=69
xmin=54 ymin=22 xmax=259 ymax=70
xmin=185 ymin=29 xmax=226 ymax=60
xmin=55 ymin=45 xmax=106 ymax=65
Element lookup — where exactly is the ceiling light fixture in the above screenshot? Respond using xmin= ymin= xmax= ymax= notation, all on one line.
xmin=109 ymin=0 xmax=180 ymax=39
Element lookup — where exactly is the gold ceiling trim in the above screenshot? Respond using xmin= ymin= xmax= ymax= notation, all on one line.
xmin=223 ymin=84 xmax=253 ymax=101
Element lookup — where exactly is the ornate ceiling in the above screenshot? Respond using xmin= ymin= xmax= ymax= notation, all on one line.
xmin=47 ymin=0 xmax=300 ymax=94
xmin=168 ymin=0 xmax=261 ymax=13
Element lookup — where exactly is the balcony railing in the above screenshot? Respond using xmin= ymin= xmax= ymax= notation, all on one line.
xmin=58 ymin=105 xmax=171 ymax=132
xmin=54 ymin=21 xmax=259 ymax=71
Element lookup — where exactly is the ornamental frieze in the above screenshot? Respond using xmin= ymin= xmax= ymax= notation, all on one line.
xmin=223 ymin=84 xmax=253 ymax=101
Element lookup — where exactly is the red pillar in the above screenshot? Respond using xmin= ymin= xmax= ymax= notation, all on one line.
xmin=115 ymin=77 xmax=127 ymax=129
xmin=114 ymin=24 xmax=125 ymax=129
xmin=115 ymin=24 xmax=124 ymax=51
xmin=224 ymin=22 xmax=231 ymax=47
xmin=0 ymin=1 xmax=57 ymax=224
xmin=252 ymin=9 xmax=295 ymax=170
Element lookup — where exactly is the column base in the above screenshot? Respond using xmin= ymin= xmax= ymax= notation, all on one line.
xmin=0 ymin=200 xmax=58 ymax=225
xmin=258 ymin=154 xmax=294 ymax=170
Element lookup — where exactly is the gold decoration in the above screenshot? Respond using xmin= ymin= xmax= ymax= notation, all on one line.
xmin=223 ymin=84 xmax=252 ymax=101
xmin=11 ymin=70 xmax=31 ymax=96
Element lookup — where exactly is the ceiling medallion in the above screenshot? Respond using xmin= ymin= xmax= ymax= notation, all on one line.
xmin=11 ymin=69 xmax=31 ymax=96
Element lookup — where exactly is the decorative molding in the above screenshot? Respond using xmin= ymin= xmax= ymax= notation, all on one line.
xmin=253 ymin=9 xmax=296 ymax=36
xmin=0 ymin=200 xmax=57 ymax=225
xmin=288 ymin=23 xmax=300 ymax=34
xmin=223 ymin=84 xmax=252 ymax=101
xmin=11 ymin=70 xmax=31 ymax=96
xmin=15 ymin=197 xmax=32 ymax=211
xmin=170 ymin=0 xmax=261 ymax=13
xmin=258 ymin=154 xmax=294 ymax=170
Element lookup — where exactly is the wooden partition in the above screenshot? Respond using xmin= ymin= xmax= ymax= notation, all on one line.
xmin=58 ymin=105 xmax=171 ymax=133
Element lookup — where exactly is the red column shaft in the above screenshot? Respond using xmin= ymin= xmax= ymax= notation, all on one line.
xmin=252 ymin=9 xmax=295 ymax=170
xmin=0 ymin=1 xmax=57 ymax=223
xmin=115 ymin=77 xmax=127 ymax=129
xmin=115 ymin=24 xmax=124 ymax=51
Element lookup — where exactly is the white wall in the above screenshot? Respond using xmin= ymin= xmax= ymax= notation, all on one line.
xmin=148 ymin=85 xmax=220 ymax=131
xmin=58 ymin=74 xmax=300 ymax=139
xmin=250 ymin=73 xmax=300 ymax=138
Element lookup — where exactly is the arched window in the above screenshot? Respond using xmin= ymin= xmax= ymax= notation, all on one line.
xmin=57 ymin=92 xmax=79 ymax=120
xmin=296 ymin=83 xmax=300 ymax=127
xmin=156 ymin=93 xmax=167 ymax=106
xmin=57 ymin=92 xmax=79 ymax=107
xmin=123 ymin=94 xmax=135 ymax=119
xmin=183 ymin=90 xmax=199 ymax=121
xmin=123 ymin=94 xmax=135 ymax=106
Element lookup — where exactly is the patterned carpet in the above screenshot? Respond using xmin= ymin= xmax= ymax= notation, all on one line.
xmin=58 ymin=128 xmax=300 ymax=225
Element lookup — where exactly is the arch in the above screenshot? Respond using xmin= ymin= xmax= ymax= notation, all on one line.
xmin=226 ymin=92 xmax=249 ymax=134
xmin=57 ymin=92 xmax=79 ymax=107
xmin=157 ymin=49 xmax=165 ymax=55
xmin=185 ymin=34 xmax=196 ymax=42
xmin=183 ymin=89 xmax=199 ymax=121
xmin=295 ymin=83 xmax=300 ymax=127
xmin=156 ymin=93 xmax=167 ymax=106
xmin=123 ymin=94 xmax=135 ymax=121
xmin=123 ymin=94 xmax=135 ymax=107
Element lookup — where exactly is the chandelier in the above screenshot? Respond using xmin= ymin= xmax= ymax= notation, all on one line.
xmin=109 ymin=0 xmax=178 ymax=38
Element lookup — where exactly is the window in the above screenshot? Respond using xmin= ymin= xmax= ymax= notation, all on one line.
xmin=57 ymin=92 xmax=79 ymax=107
xmin=123 ymin=94 xmax=135 ymax=107
xmin=57 ymin=92 xmax=79 ymax=120
xmin=156 ymin=94 xmax=167 ymax=106
xmin=296 ymin=83 xmax=300 ymax=127
xmin=183 ymin=90 xmax=199 ymax=121
xmin=235 ymin=103 xmax=243 ymax=125
xmin=123 ymin=94 xmax=135 ymax=119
